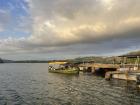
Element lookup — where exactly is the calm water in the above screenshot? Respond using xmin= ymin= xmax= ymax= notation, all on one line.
xmin=0 ymin=63 xmax=140 ymax=105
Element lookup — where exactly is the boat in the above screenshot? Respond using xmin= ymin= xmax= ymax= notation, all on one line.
xmin=49 ymin=67 xmax=79 ymax=74
xmin=48 ymin=61 xmax=79 ymax=74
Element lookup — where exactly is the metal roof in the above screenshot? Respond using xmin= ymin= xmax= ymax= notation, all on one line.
xmin=118 ymin=54 xmax=140 ymax=58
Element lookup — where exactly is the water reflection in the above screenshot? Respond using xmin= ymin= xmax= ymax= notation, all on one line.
xmin=0 ymin=63 xmax=140 ymax=105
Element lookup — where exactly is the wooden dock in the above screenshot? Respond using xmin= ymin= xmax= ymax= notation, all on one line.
xmin=105 ymin=70 xmax=140 ymax=87
xmin=79 ymin=63 xmax=119 ymax=76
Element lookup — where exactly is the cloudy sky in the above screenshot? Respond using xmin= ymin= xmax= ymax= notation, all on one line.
xmin=0 ymin=0 xmax=140 ymax=60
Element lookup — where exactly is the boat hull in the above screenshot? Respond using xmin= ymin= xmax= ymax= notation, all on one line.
xmin=48 ymin=68 xmax=79 ymax=74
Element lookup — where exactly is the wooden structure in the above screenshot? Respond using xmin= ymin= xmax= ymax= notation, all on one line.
xmin=78 ymin=62 xmax=119 ymax=76
xmin=105 ymin=54 xmax=140 ymax=87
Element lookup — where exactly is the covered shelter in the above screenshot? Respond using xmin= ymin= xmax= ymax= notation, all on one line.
xmin=118 ymin=54 xmax=140 ymax=71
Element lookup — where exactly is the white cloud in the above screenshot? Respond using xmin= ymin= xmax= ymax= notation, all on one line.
xmin=26 ymin=0 xmax=140 ymax=45
xmin=1 ymin=0 xmax=140 ymax=59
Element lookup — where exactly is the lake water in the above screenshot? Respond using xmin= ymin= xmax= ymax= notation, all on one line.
xmin=0 ymin=63 xmax=140 ymax=105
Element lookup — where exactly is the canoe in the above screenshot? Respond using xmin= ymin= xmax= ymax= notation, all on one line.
xmin=48 ymin=68 xmax=79 ymax=74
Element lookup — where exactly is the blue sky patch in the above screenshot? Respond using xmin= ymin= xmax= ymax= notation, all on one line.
xmin=0 ymin=0 xmax=30 ymax=38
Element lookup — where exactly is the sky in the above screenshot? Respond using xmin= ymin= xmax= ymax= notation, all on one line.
xmin=0 ymin=0 xmax=140 ymax=60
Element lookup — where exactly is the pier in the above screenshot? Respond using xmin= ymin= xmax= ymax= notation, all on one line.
xmin=105 ymin=54 xmax=140 ymax=87
xmin=78 ymin=62 xmax=119 ymax=76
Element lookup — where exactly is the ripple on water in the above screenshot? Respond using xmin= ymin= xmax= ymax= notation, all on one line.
xmin=0 ymin=64 xmax=140 ymax=105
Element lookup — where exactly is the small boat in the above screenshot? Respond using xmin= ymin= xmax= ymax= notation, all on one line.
xmin=48 ymin=61 xmax=79 ymax=74
xmin=49 ymin=67 xmax=79 ymax=74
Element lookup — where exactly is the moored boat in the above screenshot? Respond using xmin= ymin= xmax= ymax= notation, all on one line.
xmin=48 ymin=61 xmax=79 ymax=74
xmin=49 ymin=68 xmax=79 ymax=74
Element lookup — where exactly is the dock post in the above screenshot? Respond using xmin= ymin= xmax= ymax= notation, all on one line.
xmin=136 ymin=75 xmax=140 ymax=85
xmin=125 ymin=71 xmax=129 ymax=81
xmin=105 ymin=72 xmax=112 ymax=80
xmin=137 ymin=56 xmax=140 ymax=70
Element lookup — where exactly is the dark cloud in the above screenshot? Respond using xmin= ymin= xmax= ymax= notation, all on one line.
xmin=0 ymin=0 xmax=140 ymax=59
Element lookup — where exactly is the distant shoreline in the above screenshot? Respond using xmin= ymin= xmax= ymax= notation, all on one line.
xmin=0 ymin=60 xmax=49 ymax=63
